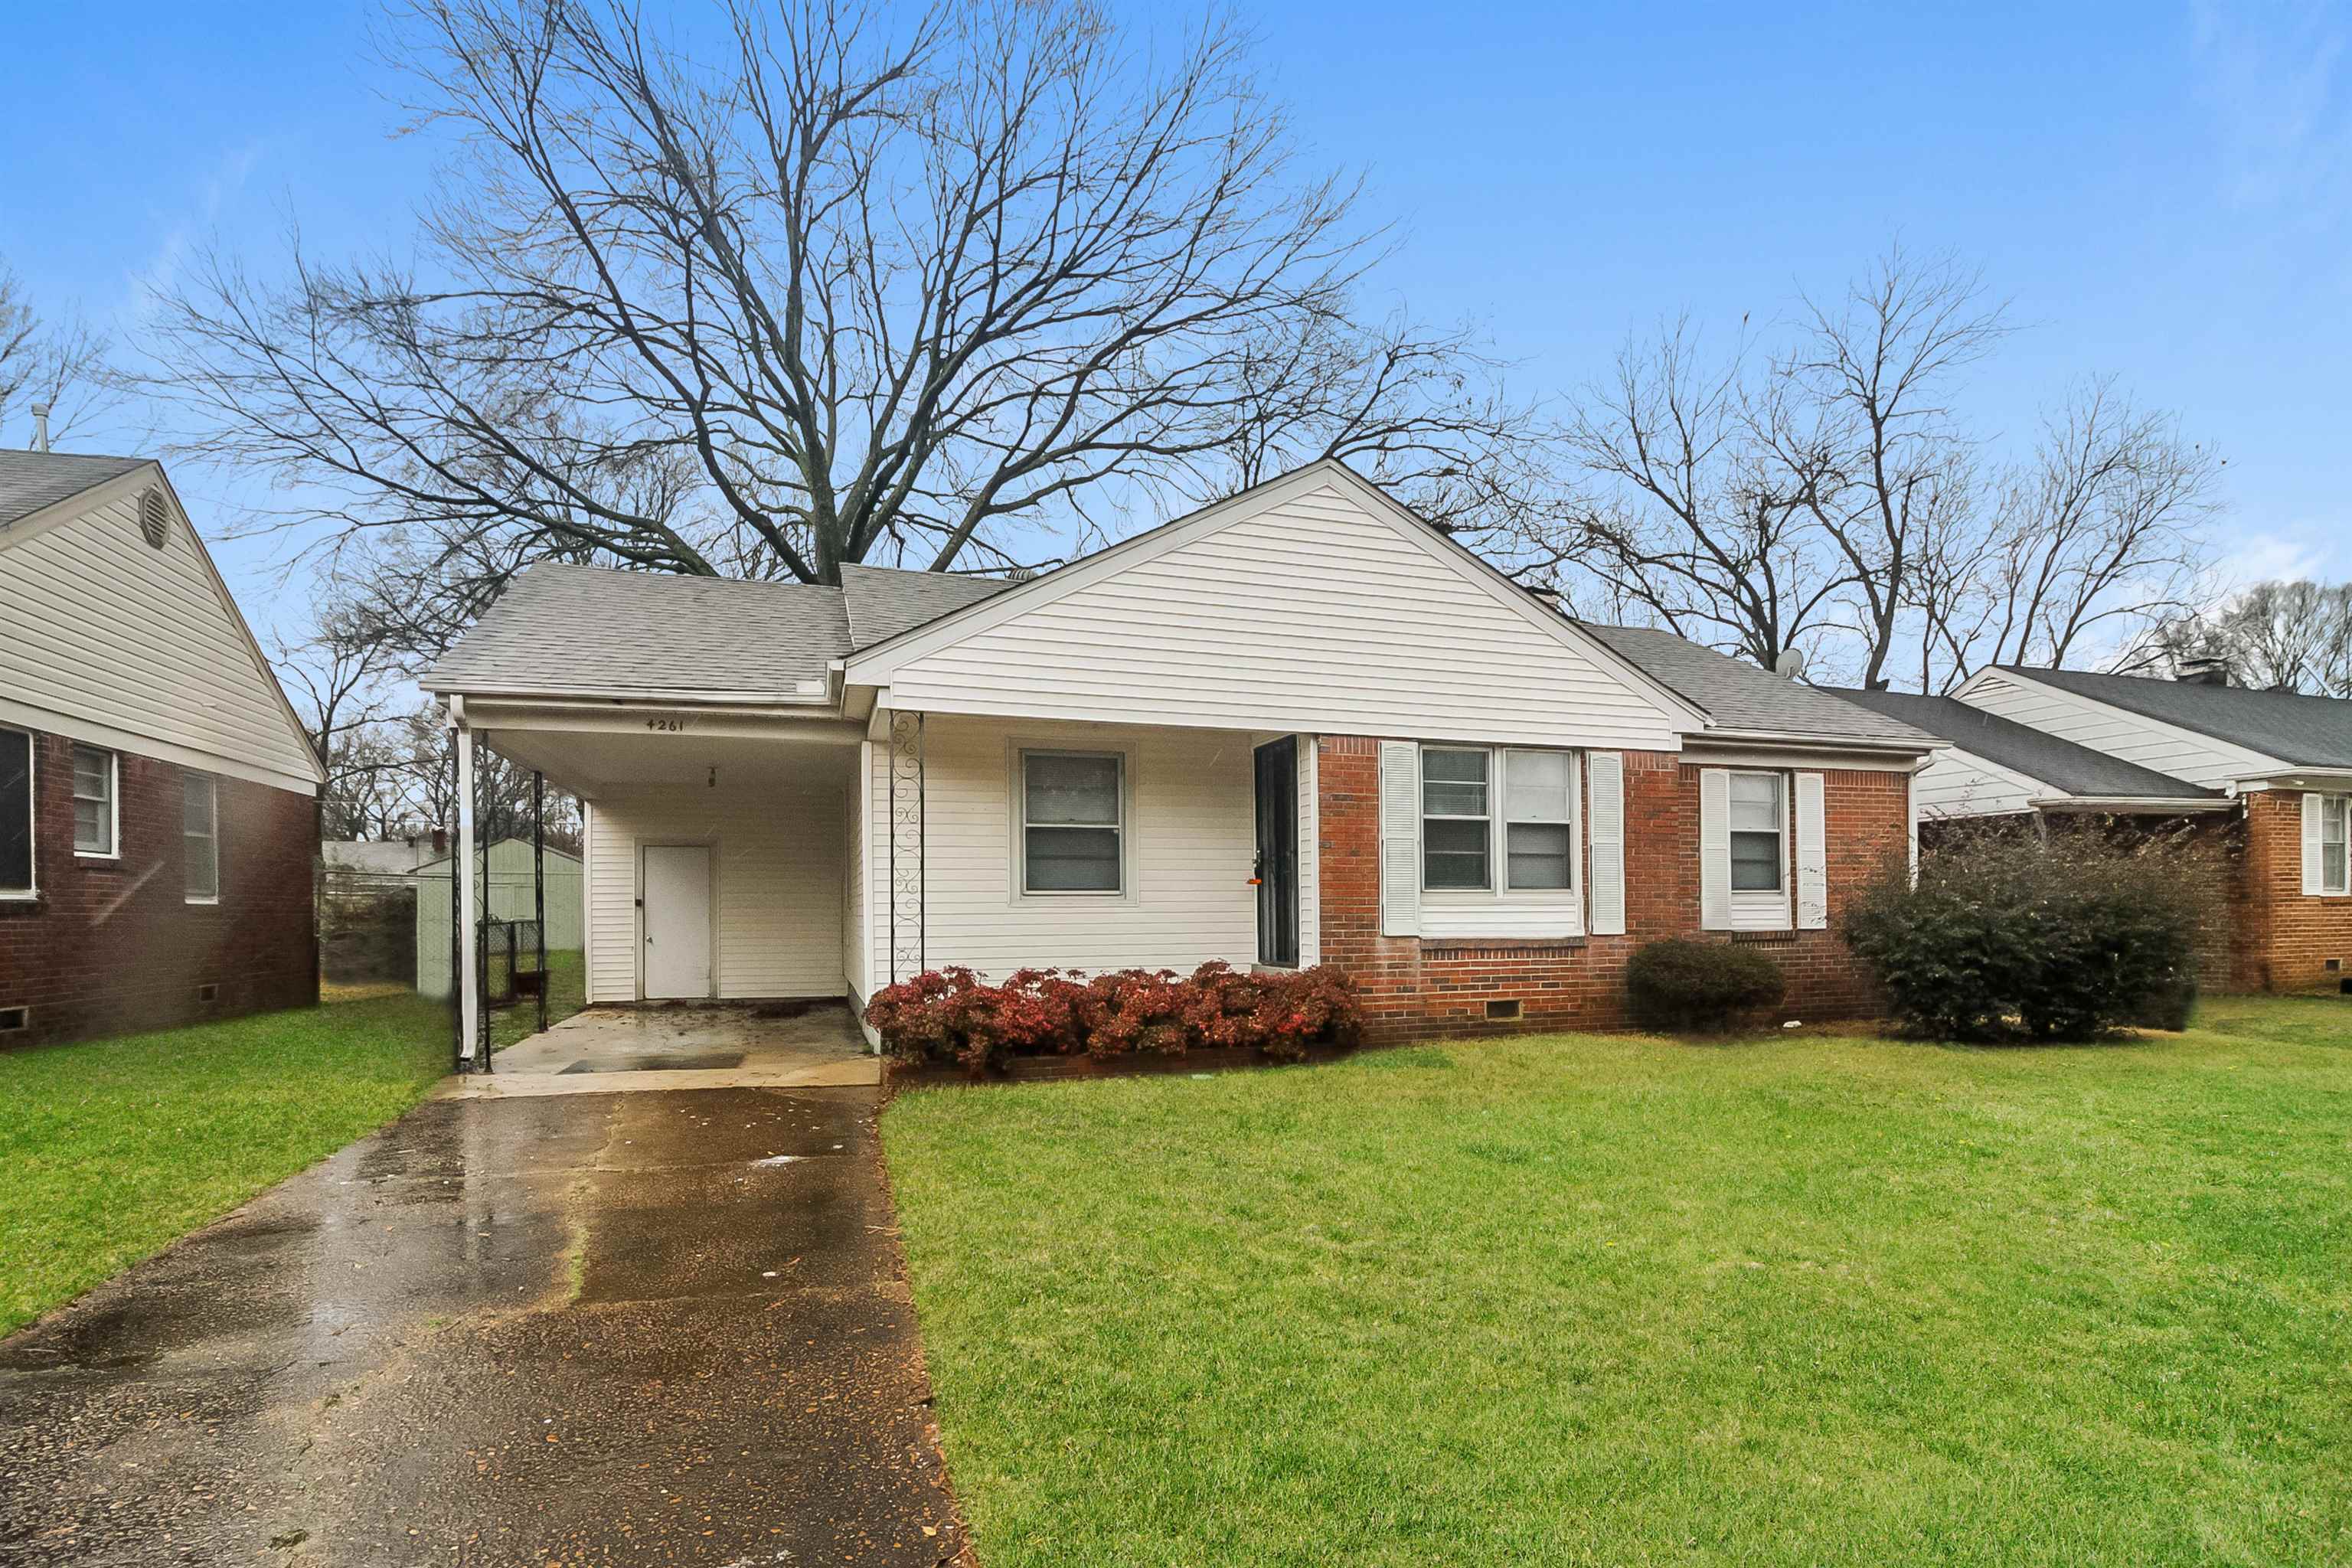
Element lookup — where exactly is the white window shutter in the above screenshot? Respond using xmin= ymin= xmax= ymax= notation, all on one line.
xmin=1795 ymin=771 xmax=1828 ymax=929
xmin=1587 ymin=751 xmax=1625 ymax=935
xmin=2303 ymin=792 xmax=2325 ymax=896
xmin=1699 ymin=768 xmax=1732 ymax=930
xmin=1379 ymin=740 xmax=1421 ymax=937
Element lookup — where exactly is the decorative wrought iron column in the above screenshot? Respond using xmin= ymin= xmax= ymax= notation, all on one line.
xmin=887 ymin=711 xmax=926 ymax=982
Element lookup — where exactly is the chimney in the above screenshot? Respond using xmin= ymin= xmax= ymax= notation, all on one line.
xmin=2177 ymin=655 xmax=2230 ymax=687
xmin=28 ymin=403 xmax=49 ymax=454
xmin=431 ymin=827 xmax=448 ymax=854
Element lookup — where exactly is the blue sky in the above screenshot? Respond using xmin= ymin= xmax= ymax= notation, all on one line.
xmin=2 ymin=1 xmax=2346 ymax=642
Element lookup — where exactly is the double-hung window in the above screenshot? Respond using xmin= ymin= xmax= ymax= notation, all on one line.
xmin=1502 ymin=750 xmax=1574 ymax=890
xmin=72 ymin=745 xmax=116 ymax=858
xmin=1021 ymin=751 xmax=1122 ymax=893
xmin=2324 ymin=795 xmax=2349 ymax=895
xmin=1727 ymin=772 xmax=1785 ymax=892
xmin=0 ymin=728 xmax=30 ymax=897
xmin=1421 ymin=748 xmax=1491 ymax=889
xmin=184 ymin=773 xmax=220 ymax=903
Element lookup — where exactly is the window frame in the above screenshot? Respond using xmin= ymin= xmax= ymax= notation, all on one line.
xmin=1419 ymin=746 xmax=1494 ymax=891
xmin=1726 ymin=769 xmax=1788 ymax=896
xmin=184 ymin=771 xmax=220 ymax=905
xmin=1501 ymin=747 xmax=1577 ymax=893
xmin=1016 ymin=747 xmax=1127 ymax=898
xmin=2322 ymin=792 xmax=2350 ymax=897
xmin=0 ymin=725 xmax=32 ymax=900
xmin=70 ymin=744 xmax=119 ymax=860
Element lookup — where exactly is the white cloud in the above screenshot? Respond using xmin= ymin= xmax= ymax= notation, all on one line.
xmin=122 ymin=142 xmax=264 ymax=325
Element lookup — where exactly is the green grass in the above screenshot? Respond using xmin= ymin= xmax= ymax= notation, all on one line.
xmin=884 ymin=997 xmax=2352 ymax=1567
xmin=491 ymin=948 xmax=587 ymax=1052
xmin=0 ymin=995 xmax=449 ymax=1336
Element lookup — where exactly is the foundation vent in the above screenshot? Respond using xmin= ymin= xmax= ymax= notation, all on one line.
xmin=1485 ymin=998 xmax=1523 ymax=1022
xmin=0 ymin=1006 xmax=27 ymax=1033
xmin=194 ymin=983 xmax=220 ymax=1004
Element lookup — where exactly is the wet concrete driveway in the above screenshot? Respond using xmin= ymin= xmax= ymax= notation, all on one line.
xmin=0 ymin=1087 xmax=968 ymax=1566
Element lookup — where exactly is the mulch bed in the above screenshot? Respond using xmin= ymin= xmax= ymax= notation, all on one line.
xmin=885 ymin=1042 xmax=1358 ymax=1091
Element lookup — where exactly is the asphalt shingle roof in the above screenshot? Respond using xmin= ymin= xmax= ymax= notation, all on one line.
xmin=0 ymin=449 xmax=150 ymax=531
xmin=1988 ymin=666 xmax=2352 ymax=771
xmin=423 ymin=560 xmax=1019 ymax=697
xmin=838 ymin=563 xmax=1014 ymax=649
xmin=420 ymin=564 xmax=851 ymax=698
xmin=1580 ymin=624 xmax=1941 ymax=749
xmin=1827 ymin=689 xmax=2221 ymax=800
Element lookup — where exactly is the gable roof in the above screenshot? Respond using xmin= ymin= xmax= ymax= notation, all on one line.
xmin=0 ymin=449 xmax=152 ymax=536
xmin=1581 ymin=625 xmax=1940 ymax=750
xmin=1993 ymin=666 xmax=2352 ymax=770
xmin=1828 ymin=688 xmax=2221 ymax=800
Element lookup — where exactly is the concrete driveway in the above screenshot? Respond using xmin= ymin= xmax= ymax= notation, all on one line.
xmin=0 ymin=1083 xmax=969 ymax=1566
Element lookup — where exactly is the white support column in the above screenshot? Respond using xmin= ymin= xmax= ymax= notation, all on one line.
xmin=455 ymin=714 xmax=482 ymax=1069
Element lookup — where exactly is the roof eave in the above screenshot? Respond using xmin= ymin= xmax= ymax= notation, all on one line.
xmin=1683 ymin=727 xmax=1944 ymax=756
xmin=2030 ymin=795 xmax=2236 ymax=814
xmin=420 ymin=677 xmax=836 ymax=709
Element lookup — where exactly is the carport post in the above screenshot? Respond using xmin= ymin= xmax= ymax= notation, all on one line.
xmin=454 ymin=707 xmax=482 ymax=1071
xmin=533 ymin=770 xmax=547 ymax=1034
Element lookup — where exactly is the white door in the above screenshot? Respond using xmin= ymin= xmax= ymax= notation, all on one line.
xmin=642 ymin=845 xmax=714 ymax=999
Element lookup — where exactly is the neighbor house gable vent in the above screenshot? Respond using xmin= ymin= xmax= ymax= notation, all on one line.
xmin=139 ymin=487 xmax=172 ymax=549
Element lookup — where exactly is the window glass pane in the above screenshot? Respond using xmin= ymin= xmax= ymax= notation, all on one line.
xmin=1421 ymin=750 xmax=1488 ymax=817
xmin=1505 ymin=751 xmax=1570 ymax=823
xmin=73 ymin=747 xmax=108 ymax=799
xmin=1730 ymin=830 xmax=1782 ymax=891
xmin=1507 ymin=822 xmax=1572 ymax=889
xmin=1728 ymin=773 xmax=1779 ymax=832
xmin=1025 ymin=754 xmax=1119 ymax=825
xmin=184 ymin=776 xmax=217 ymax=900
xmin=0 ymin=730 xmax=28 ymax=892
xmin=1025 ymin=825 xmax=1119 ymax=891
xmin=2328 ymin=844 xmax=2349 ymax=893
xmin=1423 ymin=817 xmax=1490 ymax=888
xmin=2325 ymin=797 xmax=2348 ymax=846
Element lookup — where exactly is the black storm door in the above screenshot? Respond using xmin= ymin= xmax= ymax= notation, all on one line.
xmin=1253 ymin=737 xmax=1299 ymax=968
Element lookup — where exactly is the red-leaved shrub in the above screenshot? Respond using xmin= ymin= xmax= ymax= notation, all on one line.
xmin=865 ymin=960 xmax=1363 ymax=1075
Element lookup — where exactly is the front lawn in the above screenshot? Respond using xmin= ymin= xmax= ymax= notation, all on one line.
xmin=0 ymin=996 xmax=449 ymax=1336
xmin=884 ymin=997 xmax=2352 ymax=1566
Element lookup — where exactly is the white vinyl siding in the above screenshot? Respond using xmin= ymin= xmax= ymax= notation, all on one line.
xmin=1908 ymin=744 xmax=2048 ymax=819
xmin=871 ymin=482 xmax=1687 ymax=750
xmin=183 ymin=773 xmax=219 ymax=902
xmin=0 ymin=482 xmax=322 ymax=792
xmin=1956 ymin=671 xmax=2279 ymax=790
xmin=71 ymin=746 xmax=116 ymax=856
xmin=844 ymin=744 xmax=867 ymax=1001
xmin=581 ymin=783 xmax=846 ymax=1002
xmin=867 ymin=716 xmax=1255 ymax=982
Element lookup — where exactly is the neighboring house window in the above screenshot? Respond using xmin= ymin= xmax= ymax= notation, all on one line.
xmin=1727 ymin=772 xmax=1785 ymax=891
xmin=185 ymin=773 xmax=220 ymax=903
xmin=1021 ymin=751 xmax=1122 ymax=893
xmin=1503 ymin=749 xmax=1574 ymax=890
xmin=0 ymin=727 xmax=30 ymax=897
xmin=72 ymin=746 xmax=117 ymax=857
xmin=2325 ymin=795 xmax=2349 ymax=896
xmin=1422 ymin=748 xmax=1491 ymax=889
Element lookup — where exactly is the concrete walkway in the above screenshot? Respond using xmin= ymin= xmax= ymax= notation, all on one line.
xmin=444 ymin=1001 xmax=883 ymax=1099
xmin=0 ymin=1085 xmax=968 ymax=1566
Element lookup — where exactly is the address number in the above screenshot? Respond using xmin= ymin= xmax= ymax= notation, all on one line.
xmin=645 ymin=717 xmax=688 ymax=733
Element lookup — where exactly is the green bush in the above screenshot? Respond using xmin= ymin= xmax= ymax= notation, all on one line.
xmin=1625 ymin=939 xmax=1787 ymax=1032
xmin=1842 ymin=822 xmax=2210 ymax=1043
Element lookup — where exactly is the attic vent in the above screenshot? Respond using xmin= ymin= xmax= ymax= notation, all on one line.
xmin=0 ymin=1006 xmax=26 ymax=1033
xmin=138 ymin=487 xmax=172 ymax=550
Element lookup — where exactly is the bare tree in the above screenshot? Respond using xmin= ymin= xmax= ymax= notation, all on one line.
xmin=148 ymin=0 xmax=1544 ymax=595
xmin=0 ymin=261 xmax=117 ymax=449
xmin=2135 ymin=580 xmax=2352 ymax=695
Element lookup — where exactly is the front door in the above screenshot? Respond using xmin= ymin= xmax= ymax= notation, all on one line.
xmin=642 ymin=844 xmax=714 ymax=999
xmin=1254 ymin=739 xmax=1299 ymax=968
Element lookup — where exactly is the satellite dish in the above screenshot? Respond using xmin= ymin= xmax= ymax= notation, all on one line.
xmin=1772 ymin=648 xmax=1807 ymax=681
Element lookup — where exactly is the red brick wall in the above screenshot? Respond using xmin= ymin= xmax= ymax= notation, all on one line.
xmin=0 ymin=729 xmax=318 ymax=1048
xmin=2239 ymin=789 xmax=2352 ymax=992
xmin=1316 ymin=737 xmax=1909 ymax=1042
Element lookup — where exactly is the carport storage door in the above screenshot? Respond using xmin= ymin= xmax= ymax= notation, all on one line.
xmin=642 ymin=845 xmax=714 ymax=999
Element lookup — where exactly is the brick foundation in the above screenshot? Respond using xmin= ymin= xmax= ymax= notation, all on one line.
xmin=1315 ymin=737 xmax=1907 ymax=1042
xmin=2239 ymin=789 xmax=2352 ymax=992
xmin=0 ymin=729 xmax=318 ymax=1048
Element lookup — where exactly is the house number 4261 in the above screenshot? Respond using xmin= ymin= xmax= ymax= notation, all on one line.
xmin=645 ymin=717 xmax=688 ymax=733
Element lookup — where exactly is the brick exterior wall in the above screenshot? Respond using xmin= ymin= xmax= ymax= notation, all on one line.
xmin=2238 ymin=789 xmax=2352 ymax=992
xmin=0 ymin=729 xmax=318 ymax=1048
xmin=1315 ymin=737 xmax=1909 ymax=1042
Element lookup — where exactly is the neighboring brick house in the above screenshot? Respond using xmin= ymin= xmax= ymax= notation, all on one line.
xmin=415 ymin=459 xmax=1939 ymax=1057
xmin=1 ymin=449 xmax=325 ymax=1047
xmin=1838 ymin=670 xmax=2352 ymax=995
